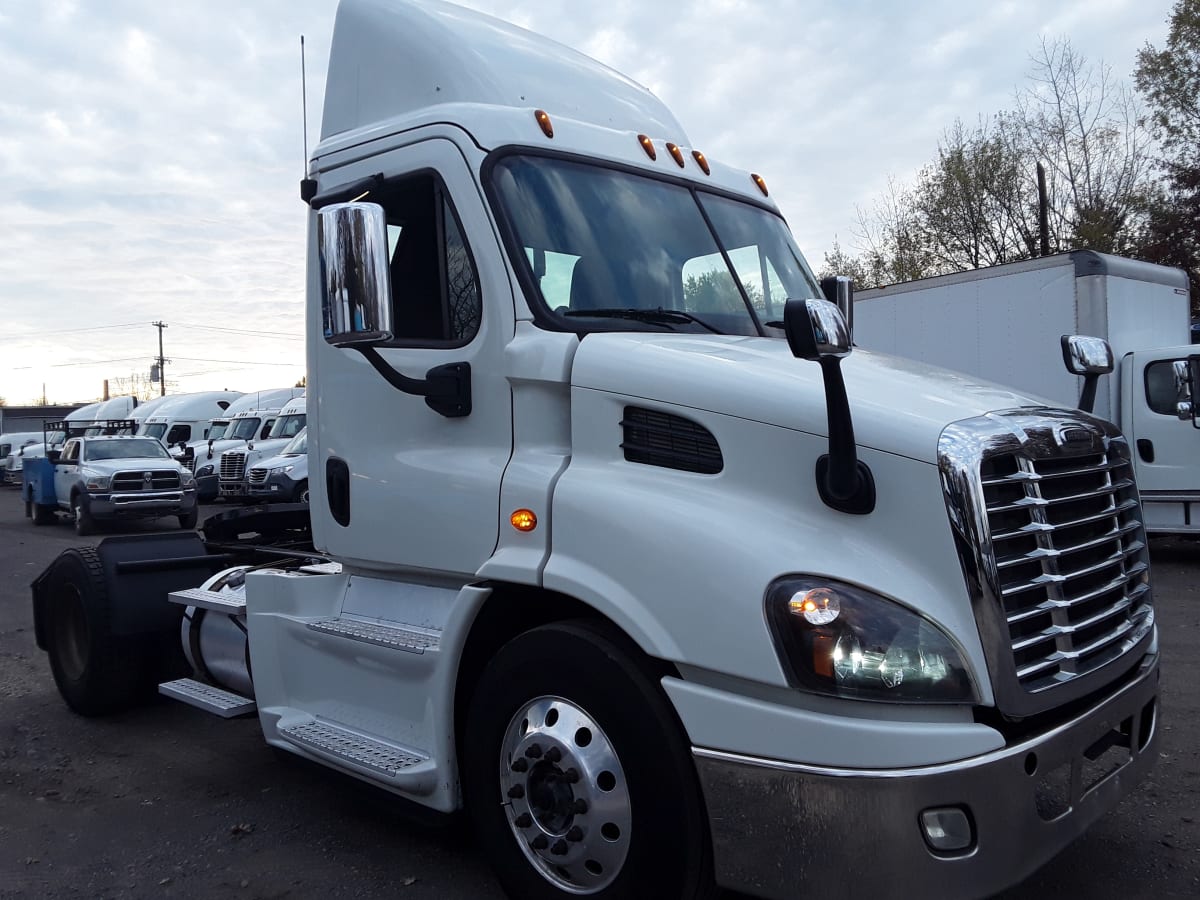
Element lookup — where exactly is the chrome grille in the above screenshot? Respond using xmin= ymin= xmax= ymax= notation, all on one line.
xmin=248 ymin=467 xmax=269 ymax=485
xmin=221 ymin=450 xmax=247 ymax=482
xmin=112 ymin=470 xmax=182 ymax=492
xmin=940 ymin=410 xmax=1154 ymax=717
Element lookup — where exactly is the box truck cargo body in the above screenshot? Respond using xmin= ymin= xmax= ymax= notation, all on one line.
xmin=855 ymin=251 xmax=1195 ymax=533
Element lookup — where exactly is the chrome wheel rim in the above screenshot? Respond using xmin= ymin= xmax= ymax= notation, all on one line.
xmin=499 ymin=696 xmax=631 ymax=894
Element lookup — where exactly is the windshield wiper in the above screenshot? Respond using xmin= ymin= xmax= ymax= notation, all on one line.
xmin=562 ymin=307 xmax=723 ymax=334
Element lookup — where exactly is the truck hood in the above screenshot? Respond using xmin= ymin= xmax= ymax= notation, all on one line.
xmin=83 ymin=458 xmax=186 ymax=476
xmin=571 ymin=333 xmax=1055 ymax=464
xmin=252 ymin=451 xmax=307 ymax=474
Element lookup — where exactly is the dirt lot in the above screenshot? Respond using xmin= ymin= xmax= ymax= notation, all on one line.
xmin=0 ymin=493 xmax=1197 ymax=899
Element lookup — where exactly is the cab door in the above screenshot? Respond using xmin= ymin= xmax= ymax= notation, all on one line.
xmin=310 ymin=137 xmax=514 ymax=577
xmin=54 ymin=439 xmax=82 ymax=505
xmin=1126 ymin=348 xmax=1200 ymax=526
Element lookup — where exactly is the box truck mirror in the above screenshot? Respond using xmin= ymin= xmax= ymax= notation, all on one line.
xmin=1060 ymin=335 xmax=1113 ymax=414
xmin=783 ymin=299 xmax=874 ymax=515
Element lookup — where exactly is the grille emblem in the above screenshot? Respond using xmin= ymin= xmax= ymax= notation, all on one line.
xmin=1055 ymin=425 xmax=1097 ymax=450
xmin=144 ymin=471 xmax=153 ymax=487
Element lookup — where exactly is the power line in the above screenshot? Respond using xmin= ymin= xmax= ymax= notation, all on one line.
xmin=173 ymin=321 xmax=303 ymax=339
xmin=0 ymin=322 xmax=148 ymax=340
xmin=12 ymin=356 xmax=148 ymax=370
xmin=171 ymin=356 xmax=300 ymax=366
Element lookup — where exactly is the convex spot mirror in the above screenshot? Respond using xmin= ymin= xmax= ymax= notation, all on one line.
xmin=1060 ymin=335 xmax=1114 ymax=376
xmin=784 ymin=298 xmax=852 ymax=361
xmin=317 ymin=202 xmax=394 ymax=348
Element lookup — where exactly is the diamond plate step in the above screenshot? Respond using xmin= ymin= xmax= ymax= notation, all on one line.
xmin=279 ymin=720 xmax=425 ymax=776
xmin=168 ymin=587 xmax=246 ymax=614
xmin=159 ymin=678 xmax=256 ymax=718
xmin=306 ymin=618 xmax=440 ymax=654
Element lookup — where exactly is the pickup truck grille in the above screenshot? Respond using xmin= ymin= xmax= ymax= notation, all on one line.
xmin=221 ymin=451 xmax=247 ymax=482
xmin=940 ymin=411 xmax=1154 ymax=718
xmin=112 ymin=470 xmax=182 ymax=492
xmin=248 ymin=467 xmax=269 ymax=485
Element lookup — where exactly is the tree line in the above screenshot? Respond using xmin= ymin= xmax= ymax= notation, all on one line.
xmin=821 ymin=0 xmax=1199 ymax=310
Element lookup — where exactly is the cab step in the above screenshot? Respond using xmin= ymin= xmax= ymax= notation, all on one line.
xmin=279 ymin=719 xmax=426 ymax=776
xmin=168 ymin=587 xmax=246 ymax=614
xmin=159 ymin=678 xmax=257 ymax=718
xmin=306 ymin=617 xmax=440 ymax=654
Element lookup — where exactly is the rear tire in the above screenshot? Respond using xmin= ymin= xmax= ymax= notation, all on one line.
xmin=33 ymin=503 xmax=55 ymax=526
xmin=42 ymin=548 xmax=157 ymax=716
xmin=463 ymin=620 xmax=716 ymax=900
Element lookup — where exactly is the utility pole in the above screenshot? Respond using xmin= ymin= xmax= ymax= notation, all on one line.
xmin=153 ymin=321 xmax=168 ymax=397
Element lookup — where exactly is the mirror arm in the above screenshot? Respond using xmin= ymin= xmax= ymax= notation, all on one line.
xmin=1079 ymin=375 xmax=1099 ymax=413
xmin=815 ymin=358 xmax=876 ymax=515
xmin=357 ymin=347 xmax=472 ymax=418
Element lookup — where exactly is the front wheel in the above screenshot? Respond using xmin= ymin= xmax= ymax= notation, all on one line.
xmin=71 ymin=495 xmax=95 ymax=536
xmin=178 ymin=507 xmax=199 ymax=529
xmin=294 ymin=480 xmax=309 ymax=504
xmin=463 ymin=621 xmax=716 ymax=900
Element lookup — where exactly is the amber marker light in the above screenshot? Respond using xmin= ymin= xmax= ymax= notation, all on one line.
xmin=535 ymin=109 xmax=554 ymax=138
xmin=751 ymin=173 xmax=769 ymax=196
xmin=637 ymin=134 xmax=657 ymax=160
xmin=511 ymin=509 xmax=538 ymax=532
xmin=692 ymin=150 xmax=711 ymax=175
xmin=665 ymin=142 xmax=685 ymax=167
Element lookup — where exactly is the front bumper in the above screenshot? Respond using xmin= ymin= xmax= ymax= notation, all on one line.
xmin=247 ymin=472 xmax=298 ymax=500
xmin=86 ymin=488 xmax=197 ymax=518
xmin=695 ymin=651 xmax=1159 ymax=900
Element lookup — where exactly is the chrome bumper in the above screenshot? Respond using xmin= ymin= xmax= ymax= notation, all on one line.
xmin=88 ymin=489 xmax=197 ymax=517
xmin=695 ymin=652 xmax=1159 ymax=900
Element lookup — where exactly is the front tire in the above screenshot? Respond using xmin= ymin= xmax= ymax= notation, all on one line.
xmin=178 ymin=507 xmax=199 ymax=529
xmin=294 ymin=480 xmax=309 ymax=504
xmin=71 ymin=495 xmax=95 ymax=536
xmin=463 ymin=621 xmax=715 ymax=900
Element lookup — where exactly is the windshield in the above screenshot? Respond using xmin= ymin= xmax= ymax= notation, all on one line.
xmin=490 ymin=155 xmax=823 ymax=335
xmin=282 ymin=430 xmax=307 ymax=455
xmin=142 ymin=423 xmax=167 ymax=439
xmin=229 ymin=417 xmax=261 ymax=440
xmin=84 ymin=439 xmax=171 ymax=461
xmin=269 ymin=413 xmax=306 ymax=440
xmin=207 ymin=421 xmax=229 ymax=440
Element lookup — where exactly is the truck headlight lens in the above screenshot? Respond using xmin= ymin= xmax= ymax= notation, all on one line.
xmin=180 ymin=469 xmax=195 ymax=487
xmin=196 ymin=464 xmax=214 ymax=477
xmin=82 ymin=469 xmax=111 ymax=491
xmin=766 ymin=577 xmax=978 ymax=703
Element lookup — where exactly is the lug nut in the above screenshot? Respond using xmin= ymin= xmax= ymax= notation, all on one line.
xmin=572 ymin=799 xmax=588 ymax=814
xmin=511 ymin=758 xmax=529 ymax=773
xmin=514 ymin=813 xmax=533 ymax=829
xmin=564 ymin=767 xmax=580 ymax=783
xmin=551 ymin=839 xmax=569 ymax=856
xmin=566 ymin=826 xmax=584 ymax=842
xmin=546 ymin=747 xmax=562 ymax=763
xmin=507 ymin=784 xmax=525 ymax=799
xmin=531 ymin=834 xmax=549 ymax=850
xmin=525 ymin=743 xmax=543 ymax=759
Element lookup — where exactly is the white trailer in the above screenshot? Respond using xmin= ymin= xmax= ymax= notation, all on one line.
xmin=29 ymin=4 xmax=1159 ymax=899
xmin=854 ymin=251 xmax=1195 ymax=533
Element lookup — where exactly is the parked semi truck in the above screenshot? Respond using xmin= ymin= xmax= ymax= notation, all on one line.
xmin=31 ymin=3 xmax=1159 ymax=899
xmin=854 ymin=251 xmax=1195 ymax=534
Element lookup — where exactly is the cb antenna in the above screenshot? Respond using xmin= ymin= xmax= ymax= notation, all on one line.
xmin=299 ymin=35 xmax=318 ymax=203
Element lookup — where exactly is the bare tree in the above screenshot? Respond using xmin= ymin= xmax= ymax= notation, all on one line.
xmin=110 ymin=372 xmax=164 ymax=402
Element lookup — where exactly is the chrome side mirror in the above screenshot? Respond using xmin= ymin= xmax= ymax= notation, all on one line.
xmin=1060 ymin=334 xmax=1113 ymax=414
xmin=785 ymin=298 xmax=851 ymax=360
xmin=1174 ymin=357 xmax=1200 ymax=426
xmin=317 ymin=202 xmax=394 ymax=347
xmin=820 ymin=275 xmax=854 ymax=343
xmin=1061 ymin=335 xmax=1114 ymax=375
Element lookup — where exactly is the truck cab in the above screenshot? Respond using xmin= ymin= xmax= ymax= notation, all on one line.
xmin=219 ymin=396 xmax=306 ymax=498
xmin=137 ymin=391 xmax=244 ymax=449
xmin=29 ymin=3 xmax=1160 ymax=899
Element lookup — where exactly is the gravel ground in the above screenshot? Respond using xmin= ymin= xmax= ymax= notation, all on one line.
xmin=0 ymin=494 xmax=1196 ymax=899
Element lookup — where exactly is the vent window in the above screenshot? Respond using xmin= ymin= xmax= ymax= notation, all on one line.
xmin=620 ymin=407 xmax=723 ymax=474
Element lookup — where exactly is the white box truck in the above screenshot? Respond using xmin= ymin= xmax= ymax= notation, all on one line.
xmin=29 ymin=4 xmax=1159 ymax=899
xmin=854 ymin=251 xmax=1195 ymax=534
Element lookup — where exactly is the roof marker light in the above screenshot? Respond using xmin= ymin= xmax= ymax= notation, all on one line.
xmin=666 ymin=142 xmax=685 ymax=168
xmin=692 ymin=150 xmax=711 ymax=175
xmin=751 ymin=173 xmax=769 ymax=196
xmin=535 ymin=109 xmax=554 ymax=139
xmin=637 ymin=134 xmax=657 ymax=161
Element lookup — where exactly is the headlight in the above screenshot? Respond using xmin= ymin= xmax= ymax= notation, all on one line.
xmin=282 ymin=464 xmax=295 ymax=474
xmin=197 ymin=464 xmax=214 ymax=477
xmin=81 ymin=468 xmax=111 ymax=491
xmin=765 ymin=577 xmax=978 ymax=703
xmin=180 ymin=469 xmax=195 ymax=487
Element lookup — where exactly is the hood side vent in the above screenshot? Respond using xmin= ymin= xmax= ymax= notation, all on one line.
xmin=620 ymin=406 xmax=723 ymax=474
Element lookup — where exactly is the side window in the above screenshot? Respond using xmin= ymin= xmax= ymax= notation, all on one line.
xmin=383 ymin=174 xmax=481 ymax=345
xmin=1145 ymin=360 xmax=1183 ymax=416
xmin=63 ymin=441 xmax=80 ymax=462
xmin=165 ymin=424 xmax=191 ymax=444
xmin=261 ymin=420 xmax=275 ymax=440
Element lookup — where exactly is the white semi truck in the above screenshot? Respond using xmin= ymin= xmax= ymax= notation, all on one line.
xmin=30 ymin=3 xmax=1159 ymax=899
xmin=854 ymin=252 xmax=1195 ymax=534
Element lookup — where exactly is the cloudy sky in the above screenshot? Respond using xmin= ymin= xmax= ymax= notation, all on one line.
xmin=0 ymin=0 xmax=1178 ymax=406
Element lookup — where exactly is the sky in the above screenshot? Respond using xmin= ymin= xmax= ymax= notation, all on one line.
xmin=0 ymin=0 xmax=1179 ymax=406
